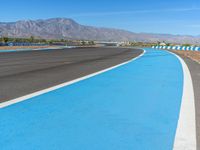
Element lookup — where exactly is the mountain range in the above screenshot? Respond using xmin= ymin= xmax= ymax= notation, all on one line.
xmin=0 ymin=18 xmax=200 ymax=44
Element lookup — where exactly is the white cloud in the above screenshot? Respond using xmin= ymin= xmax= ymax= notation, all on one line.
xmin=186 ymin=24 xmax=200 ymax=28
xmin=71 ymin=7 xmax=200 ymax=17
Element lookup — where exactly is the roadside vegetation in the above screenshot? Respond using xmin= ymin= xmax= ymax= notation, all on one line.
xmin=0 ymin=36 xmax=95 ymax=46
xmin=151 ymin=41 xmax=199 ymax=47
xmin=1 ymin=37 xmax=199 ymax=49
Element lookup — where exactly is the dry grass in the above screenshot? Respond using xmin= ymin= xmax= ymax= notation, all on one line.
xmin=0 ymin=46 xmax=55 ymax=50
xmin=172 ymin=50 xmax=200 ymax=64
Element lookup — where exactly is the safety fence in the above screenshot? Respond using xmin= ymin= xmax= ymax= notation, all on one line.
xmin=152 ymin=45 xmax=200 ymax=51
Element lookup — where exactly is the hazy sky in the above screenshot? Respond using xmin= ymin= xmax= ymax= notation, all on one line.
xmin=1 ymin=0 xmax=200 ymax=35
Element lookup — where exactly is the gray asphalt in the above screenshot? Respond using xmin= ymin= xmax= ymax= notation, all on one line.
xmin=171 ymin=51 xmax=200 ymax=150
xmin=0 ymin=47 xmax=143 ymax=103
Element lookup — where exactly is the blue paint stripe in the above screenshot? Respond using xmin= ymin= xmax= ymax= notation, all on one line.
xmin=0 ymin=49 xmax=58 ymax=53
xmin=0 ymin=49 xmax=32 ymax=53
xmin=0 ymin=49 xmax=59 ymax=53
xmin=0 ymin=46 xmax=72 ymax=53
xmin=0 ymin=48 xmax=183 ymax=150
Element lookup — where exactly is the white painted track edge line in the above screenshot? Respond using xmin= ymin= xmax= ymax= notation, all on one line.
xmin=0 ymin=50 xmax=146 ymax=109
xmin=167 ymin=51 xmax=197 ymax=150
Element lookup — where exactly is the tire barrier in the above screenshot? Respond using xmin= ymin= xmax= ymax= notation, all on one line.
xmin=152 ymin=46 xmax=200 ymax=51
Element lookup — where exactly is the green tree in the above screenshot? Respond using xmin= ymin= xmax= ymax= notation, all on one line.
xmin=182 ymin=44 xmax=191 ymax=47
xmin=81 ymin=40 xmax=86 ymax=45
xmin=48 ymin=40 xmax=54 ymax=45
xmin=88 ymin=41 xmax=95 ymax=45
xmin=2 ymin=37 xmax=9 ymax=43
xmin=30 ymin=36 xmax=35 ymax=43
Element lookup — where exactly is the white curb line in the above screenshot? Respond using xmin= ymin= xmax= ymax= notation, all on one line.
xmin=0 ymin=50 xmax=145 ymax=108
xmin=168 ymin=51 xmax=196 ymax=150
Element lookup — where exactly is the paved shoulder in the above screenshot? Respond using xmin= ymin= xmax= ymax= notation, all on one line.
xmin=170 ymin=51 xmax=200 ymax=150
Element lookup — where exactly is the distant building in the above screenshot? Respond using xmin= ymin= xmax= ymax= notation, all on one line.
xmin=95 ymin=41 xmax=121 ymax=47
xmin=160 ymin=42 xmax=167 ymax=46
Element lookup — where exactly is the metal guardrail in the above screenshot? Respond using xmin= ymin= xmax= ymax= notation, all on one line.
xmin=152 ymin=46 xmax=200 ymax=51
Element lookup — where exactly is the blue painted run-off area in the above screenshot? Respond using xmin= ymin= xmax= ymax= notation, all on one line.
xmin=0 ymin=48 xmax=183 ymax=150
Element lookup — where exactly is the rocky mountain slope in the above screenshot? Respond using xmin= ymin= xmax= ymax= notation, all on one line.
xmin=0 ymin=18 xmax=199 ymax=44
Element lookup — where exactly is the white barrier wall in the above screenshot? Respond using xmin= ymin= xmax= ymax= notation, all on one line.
xmin=152 ymin=45 xmax=200 ymax=51
xmin=195 ymin=47 xmax=199 ymax=51
xmin=167 ymin=46 xmax=171 ymax=50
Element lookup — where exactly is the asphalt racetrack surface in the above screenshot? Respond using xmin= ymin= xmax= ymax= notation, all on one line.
xmin=0 ymin=47 xmax=143 ymax=103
